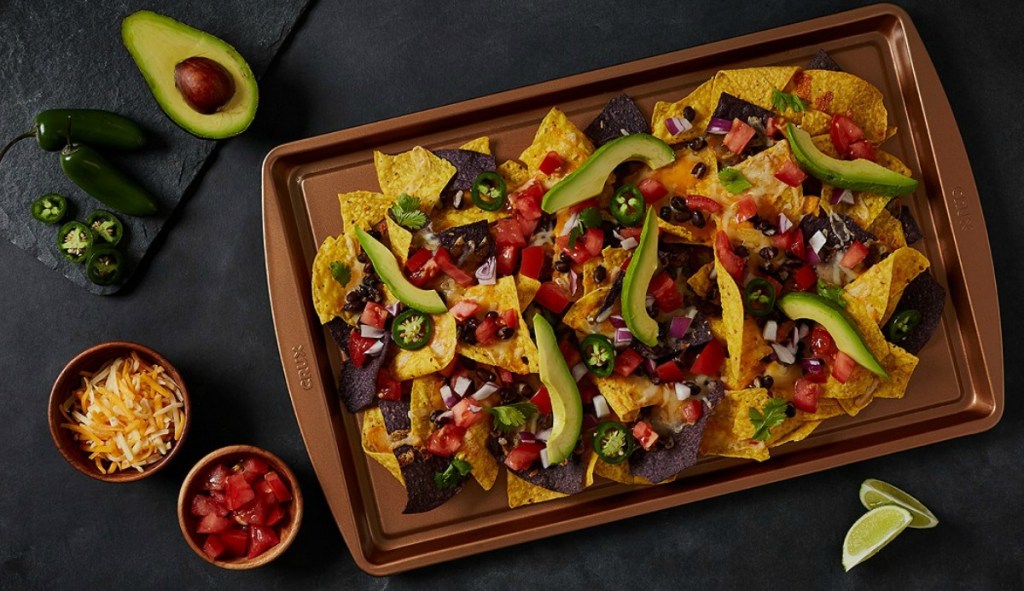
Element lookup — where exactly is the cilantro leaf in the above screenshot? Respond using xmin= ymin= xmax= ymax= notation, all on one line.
xmin=771 ymin=88 xmax=807 ymax=113
xmin=817 ymin=279 xmax=846 ymax=308
xmin=330 ymin=261 xmax=351 ymax=286
xmin=390 ymin=193 xmax=428 ymax=230
xmin=567 ymin=224 xmax=583 ymax=248
xmin=749 ymin=398 xmax=790 ymax=441
xmin=434 ymin=457 xmax=472 ymax=490
xmin=578 ymin=206 xmax=602 ymax=229
xmin=485 ymin=402 xmax=538 ymax=432
xmin=718 ymin=168 xmax=752 ymax=194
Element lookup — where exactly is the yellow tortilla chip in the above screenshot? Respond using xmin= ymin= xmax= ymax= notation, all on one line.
xmin=515 ymin=274 xmax=542 ymax=311
xmin=715 ymin=67 xmax=800 ymax=110
xmin=872 ymin=344 xmax=919 ymax=399
xmin=730 ymin=317 xmax=773 ymax=390
xmin=361 ymin=408 xmax=404 ymax=484
xmin=384 ymin=215 xmax=413 ymax=267
xmin=867 ymin=207 xmax=908 ymax=252
xmin=519 ymin=108 xmax=594 ymax=177
xmin=461 ymin=422 xmax=499 ymax=491
xmin=431 ymin=206 xmax=504 ymax=231
xmin=733 ymin=140 xmax=807 ymax=222
xmin=768 ymin=419 xmax=823 ymax=447
xmin=459 ymin=136 xmax=490 ymax=155
xmin=844 ymin=247 xmax=929 ymax=326
xmin=787 ymin=70 xmax=887 ymax=143
xmin=657 ymin=218 xmax=704 ymax=244
xmin=799 ymin=109 xmax=832 ymax=136
xmin=594 ymin=457 xmax=659 ymax=485
xmin=583 ymin=247 xmax=628 ymax=294
xmin=498 ymin=159 xmax=530 ymax=189
xmin=457 ymin=277 xmax=539 ymax=373
xmin=337 ymin=190 xmax=390 ymax=238
xmin=410 ymin=375 xmax=444 ymax=444
xmin=688 ymin=261 xmax=715 ymax=298
xmin=507 ymin=472 xmax=567 ymax=508
xmin=374 ymin=146 xmax=456 ymax=212
xmin=389 ymin=313 xmax=457 ymax=380
xmin=652 ymin=79 xmax=716 ymax=143
xmin=800 ymin=397 xmax=846 ymax=420
xmin=700 ymin=388 xmax=771 ymax=461
xmin=311 ymin=234 xmax=360 ymax=325
xmin=839 ymin=392 xmax=875 ymax=417
xmin=714 ymin=255 xmax=748 ymax=389
xmin=563 ymin=287 xmax=616 ymax=338
xmin=584 ymin=450 xmax=599 ymax=488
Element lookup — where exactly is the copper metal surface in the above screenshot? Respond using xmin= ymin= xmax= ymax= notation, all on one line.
xmin=261 ymin=4 xmax=1002 ymax=575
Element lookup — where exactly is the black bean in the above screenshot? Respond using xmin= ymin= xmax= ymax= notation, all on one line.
xmin=367 ymin=229 xmax=382 ymax=240
xmin=362 ymin=263 xmax=374 ymax=274
xmin=553 ymin=260 xmax=570 ymax=273
xmin=345 ymin=291 xmax=360 ymax=303
xmin=593 ymin=265 xmax=607 ymax=283
xmin=430 ymin=409 xmax=451 ymax=427
xmin=356 ymin=252 xmax=369 ymax=263
xmin=760 ymin=374 xmax=775 ymax=389
xmin=688 ymin=136 xmax=706 ymax=151
xmin=485 ymin=310 xmax=499 ymax=321
xmin=691 ymin=162 xmax=708 ymax=179
xmin=759 ymin=262 xmax=775 ymax=275
xmin=343 ymin=302 xmax=359 ymax=312
xmin=759 ymin=246 xmax=779 ymax=260
xmin=682 ymin=105 xmax=695 ymax=121
xmin=733 ymin=245 xmax=749 ymax=258
xmin=515 ymin=382 xmax=532 ymax=397
xmin=785 ymin=402 xmax=796 ymax=418
xmin=498 ymin=327 xmax=515 ymax=340
xmin=683 ymin=380 xmax=701 ymax=395
xmin=670 ymin=196 xmax=686 ymax=211
xmin=673 ymin=210 xmax=692 ymax=223
xmin=691 ymin=210 xmax=706 ymax=228
xmin=464 ymin=317 xmax=479 ymax=331
xmin=559 ymin=252 xmax=572 ymax=265
xmin=476 ymin=369 xmax=495 ymax=383
xmin=659 ymin=206 xmax=672 ymax=221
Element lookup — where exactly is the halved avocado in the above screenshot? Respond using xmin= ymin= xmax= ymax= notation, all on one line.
xmin=778 ymin=292 xmax=888 ymax=378
xmin=621 ymin=207 xmax=660 ymax=346
xmin=533 ymin=314 xmax=583 ymax=465
xmin=122 ymin=10 xmax=258 ymax=139
xmin=541 ymin=133 xmax=675 ymax=213
xmin=785 ymin=124 xmax=917 ymax=197
xmin=354 ymin=228 xmax=447 ymax=314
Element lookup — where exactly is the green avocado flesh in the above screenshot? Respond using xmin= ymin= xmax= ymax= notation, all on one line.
xmin=541 ymin=133 xmax=675 ymax=213
xmin=622 ymin=207 xmax=660 ymax=346
xmin=778 ymin=292 xmax=888 ymax=379
xmin=533 ymin=314 xmax=583 ymax=465
xmin=785 ymin=124 xmax=917 ymax=197
xmin=354 ymin=228 xmax=447 ymax=314
xmin=122 ymin=10 xmax=258 ymax=139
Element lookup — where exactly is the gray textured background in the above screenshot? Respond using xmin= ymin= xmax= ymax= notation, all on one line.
xmin=2 ymin=1 xmax=1022 ymax=589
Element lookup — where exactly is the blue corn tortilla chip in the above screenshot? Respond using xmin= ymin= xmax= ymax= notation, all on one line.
xmin=799 ymin=212 xmax=876 ymax=261
xmin=711 ymin=92 xmax=774 ymax=128
xmin=889 ymin=271 xmax=945 ymax=354
xmin=487 ymin=437 xmax=585 ymax=495
xmin=807 ymin=49 xmax=843 ymax=72
xmin=629 ymin=380 xmax=725 ymax=484
xmin=436 ymin=220 xmax=494 ymax=268
xmin=378 ymin=398 xmax=411 ymax=433
xmin=394 ymin=444 xmax=465 ymax=513
xmin=584 ymin=93 xmax=651 ymax=146
xmin=897 ymin=205 xmax=923 ymax=244
xmin=680 ymin=313 xmax=713 ymax=348
xmin=327 ymin=319 xmax=390 ymax=412
xmin=434 ymin=149 xmax=497 ymax=200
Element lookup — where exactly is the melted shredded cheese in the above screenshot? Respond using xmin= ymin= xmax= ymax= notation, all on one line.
xmin=60 ymin=353 xmax=184 ymax=473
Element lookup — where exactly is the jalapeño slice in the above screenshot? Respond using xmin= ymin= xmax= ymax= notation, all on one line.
xmin=580 ymin=334 xmax=616 ymax=378
xmin=592 ymin=421 xmax=634 ymax=464
xmin=57 ymin=221 xmax=94 ymax=263
xmin=85 ymin=246 xmax=124 ymax=286
xmin=86 ymin=210 xmax=124 ymax=246
xmin=610 ymin=184 xmax=644 ymax=226
xmin=471 ymin=171 xmax=507 ymax=211
xmin=392 ymin=308 xmax=434 ymax=350
xmin=886 ymin=309 xmax=921 ymax=342
xmin=31 ymin=193 xmax=67 ymax=224
xmin=744 ymin=277 xmax=777 ymax=317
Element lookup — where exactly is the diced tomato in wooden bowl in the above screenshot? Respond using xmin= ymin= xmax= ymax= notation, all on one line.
xmin=177 ymin=445 xmax=303 ymax=569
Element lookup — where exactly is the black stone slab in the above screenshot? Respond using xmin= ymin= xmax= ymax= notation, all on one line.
xmin=0 ymin=0 xmax=310 ymax=294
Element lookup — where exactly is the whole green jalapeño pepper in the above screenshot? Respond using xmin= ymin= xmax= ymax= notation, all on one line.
xmin=0 ymin=109 xmax=145 ymax=165
xmin=61 ymin=142 xmax=159 ymax=216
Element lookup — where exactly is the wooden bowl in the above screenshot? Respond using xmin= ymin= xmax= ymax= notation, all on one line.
xmin=177 ymin=445 xmax=303 ymax=569
xmin=48 ymin=341 xmax=191 ymax=483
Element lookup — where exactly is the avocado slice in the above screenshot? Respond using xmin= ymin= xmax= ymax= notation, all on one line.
xmin=778 ymin=292 xmax=889 ymax=378
xmin=354 ymin=228 xmax=447 ymax=314
xmin=621 ymin=207 xmax=660 ymax=346
xmin=533 ymin=314 xmax=583 ymax=465
xmin=541 ymin=133 xmax=675 ymax=213
xmin=785 ymin=124 xmax=917 ymax=197
xmin=122 ymin=11 xmax=258 ymax=139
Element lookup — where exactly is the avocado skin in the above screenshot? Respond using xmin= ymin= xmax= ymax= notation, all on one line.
xmin=778 ymin=292 xmax=888 ymax=379
xmin=785 ymin=124 xmax=917 ymax=197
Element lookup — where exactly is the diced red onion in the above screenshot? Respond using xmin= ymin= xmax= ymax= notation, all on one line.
xmin=799 ymin=323 xmax=810 ymax=340
xmin=612 ymin=229 xmax=624 ymax=241
xmin=808 ymin=230 xmax=827 ymax=254
xmin=471 ymin=382 xmax=500 ymax=401
xmin=644 ymin=358 xmax=657 ymax=376
xmin=791 ymin=322 xmax=800 ymax=349
xmin=674 ymin=382 xmax=693 ymax=401
xmin=706 ymin=117 xmax=733 ymax=134
xmin=453 ymin=375 xmax=473 ymax=397
xmin=385 ymin=302 xmax=401 ymax=316
xmin=593 ymin=395 xmax=610 ymax=419
xmin=568 ymin=269 xmax=579 ymax=295
xmin=536 ymin=428 xmax=552 ymax=442
xmin=778 ymin=213 xmax=793 ymax=234
xmin=670 ymin=316 xmax=692 ymax=339
xmin=771 ymin=342 xmax=796 ymax=365
xmin=475 ymin=256 xmax=496 ymax=285
xmin=452 ymin=190 xmax=464 ymax=208
xmin=614 ymin=327 xmax=633 ymax=348
xmin=838 ymin=189 xmax=855 ymax=205
xmin=440 ymin=384 xmax=459 ymax=408
xmin=360 ymin=324 xmax=385 ymax=339
xmin=620 ymin=236 xmax=638 ymax=250
xmin=806 ymin=248 xmax=821 ymax=265
xmin=519 ymin=431 xmax=537 ymax=444
xmin=763 ymin=319 xmax=778 ymax=342
xmin=609 ymin=315 xmax=626 ymax=328
xmin=572 ymin=362 xmax=588 ymax=382
xmin=665 ymin=116 xmax=693 ymax=136
xmin=364 ymin=339 xmax=385 ymax=357
xmin=559 ymin=212 xmax=580 ymax=236
xmin=468 ymin=403 xmax=482 ymax=413
xmin=540 ymin=448 xmax=551 ymax=469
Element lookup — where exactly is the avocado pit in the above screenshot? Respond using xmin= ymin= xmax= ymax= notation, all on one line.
xmin=174 ymin=57 xmax=236 ymax=115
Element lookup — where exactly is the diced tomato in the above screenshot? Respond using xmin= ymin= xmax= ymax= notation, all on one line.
xmin=426 ymin=423 xmax=466 ymax=458
xmin=347 ymin=330 xmax=377 ymax=369
xmin=254 ymin=479 xmax=274 ymax=497
xmin=787 ymin=228 xmax=806 ymax=259
xmin=497 ymin=368 xmax=514 ymax=384
xmin=225 ymin=473 xmax=255 ymax=511
xmin=475 ymin=316 xmax=499 ymax=346
xmin=219 ymin=530 xmax=249 ymax=557
xmin=494 ymin=218 xmax=527 ymax=247
xmin=264 ymin=472 xmax=292 ymax=503
xmin=531 ymin=386 xmax=552 ymax=415
xmin=681 ymin=398 xmax=703 ymax=423
xmin=810 ymin=326 xmax=838 ymax=359
xmin=535 ymin=282 xmax=570 ymax=313
xmin=559 ymin=237 xmax=594 ymax=265
xmin=578 ymin=378 xmax=598 ymax=405
xmin=407 ymin=256 xmax=440 ymax=288
xmin=406 ymin=247 xmax=433 ymax=273
xmin=559 ymin=338 xmax=582 ymax=368
xmin=774 ymin=159 xmax=808 ymax=187
xmin=504 ymin=442 xmax=545 ymax=472
xmin=450 ymin=300 xmax=481 ymax=322
xmin=191 ymin=494 xmax=228 ymax=517
xmin=197 ymin=512 xmax=232 ymax=535
xmin=765 ymin=116 xmax=779 ymax=138
xmin=202 ymin=534 xmax=227 ymax=560
xmin=723 ymin=117 xmax=756 ymax=154
xmin=360 ymin=301 xmax=388 ymax=330
xmin=433 ymin=248 xmax=476 ymax=287
xmin=715 ymin=231 xmax=746 ymax=281
xmin=512 ymin=186 xmax=544 ymax=220
xmin=832 ymin=351 xmax=857 ymax=384
xmin=690 ymin=339 xmax=726 ymax=376
xmin=637 ymin=178 xmax=668 ymax=205
xmin=582 ymin=227 xmax=604 ymax=257
xmin=793 ymin=264 xmax=817 ymax=291
xmin=648 ymin=271 xmax=683 ymax=312
xmin=234 ymin=495 xmax=269 ymax=526
xmin=241 ymin=457 xmax=269 ymax=482
xmin=614 ymin=349 xmax=644 ymax=377
xmin=510 ymin=180 xmax=545 ymax=204
xmin=538 ymin=151 xmax=565 ymax=175
xmin=655 ymin=360 xmax=686 ymax=383
xmin=204 ymin=464 xmax=230 ymax=492
xmin=684 ymin=194 xmax=723 ymax=213
xmin=264 ymin=504 xmax=286 ymax=527
xmin=519 ymin=245 xmax=545 ymax=279
xmin=632 ymin=421 xmax=659 ymax=451
xmin=517 ymin=214 xmax=540 ymax=237
xmin=501 ymin=308 xmax=519 ymax=329
xmin=618 ymin=227 xmax=643 ymax=240
xmin=830 ymin=114 xmax=864 ymax=157
xmin=453 ymin=398 xmax=488 ymax=428
xmin=376 ymin=369 xmax=402 ymax=401
xmin=840 ymin=240 xmax=869 ymax=269
xmin=847 ymin=140 xmax=877 ymax=161
xmin=247 ymin=526 xmax=280 ymax=559
xmin=735 ymin=195 xmax=758 ymax=223
xmin=496 ymin=244 xmax=520 ymax=276
xmin=793 ymin=378 xmax=822 ymax=413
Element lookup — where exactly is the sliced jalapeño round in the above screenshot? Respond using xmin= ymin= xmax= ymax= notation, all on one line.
xmin=392 ymin=308 xmax=434 ymax=350
xmin=86 ymin=210 xmax=124 ymax=246
xmin=580 ymin=333 xmax=616 ymax=377
xmin=85 ymin=246 xmax=124 ymax=286
xmin=31 ymin=193 xmax=67 ymax=224
xmin=592 ymin=421 xmax=635 ymax=464
xmin=471 ymin=171 xmax=507 ymax=211
xmin=57 ymin=221 xmax=94 ymax=263
xmin=886 ymin=309 xmax=921 ymax=342
xmin=611 ymin=184 xmax=644 ymax=226
xmin=744 ymin=277 xmax=777 ymax=317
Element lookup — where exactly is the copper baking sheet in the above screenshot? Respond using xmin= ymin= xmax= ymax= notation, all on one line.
xmin=262 ymin=4 xmax=1002 ymax=575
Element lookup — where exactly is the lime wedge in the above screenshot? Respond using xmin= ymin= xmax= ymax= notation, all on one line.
xmin=842 ymin=505 xmax=913 ymax=571
xmin=859 ymin=478 xmax=939 ymax=529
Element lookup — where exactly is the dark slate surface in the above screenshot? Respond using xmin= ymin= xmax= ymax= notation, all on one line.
xmin=1 ymin=1 xmax=1022 ymax=590
xmin=0 ymin=0 xmax=309 ymax=294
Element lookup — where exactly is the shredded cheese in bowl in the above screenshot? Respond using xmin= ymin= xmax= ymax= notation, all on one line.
xmin=59 ymin=352 xmax=185 ymax=474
